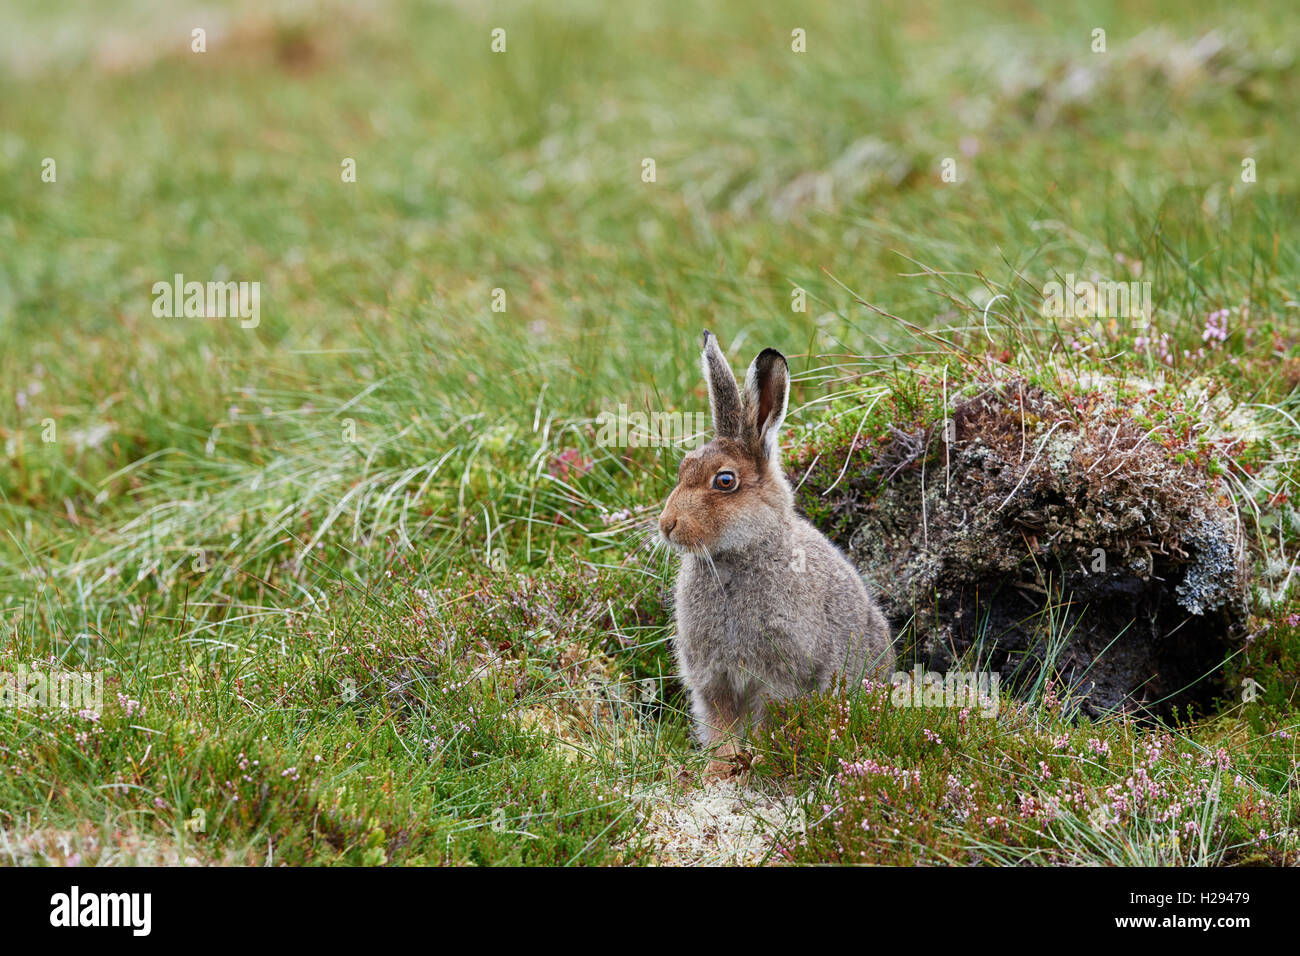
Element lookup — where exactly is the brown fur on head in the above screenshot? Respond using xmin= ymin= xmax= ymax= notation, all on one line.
xmin=659 ymin=332 xmax=794 ymax=554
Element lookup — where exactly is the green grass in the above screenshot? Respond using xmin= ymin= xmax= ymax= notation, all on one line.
xmin=1 ymin=0 xmax=1298 ymax=864
xmin=759 ymin=672 xmax=1297 ymax=866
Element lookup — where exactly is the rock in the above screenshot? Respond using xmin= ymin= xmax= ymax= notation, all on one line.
xmin=794 ymin=379 xmax=1251 ymax=718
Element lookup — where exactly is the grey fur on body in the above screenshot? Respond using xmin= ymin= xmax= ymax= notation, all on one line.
xmin=673 ymin=516 xmax=894 ymax=741
xmin=659 ymin=331 xmax=894 ymax=758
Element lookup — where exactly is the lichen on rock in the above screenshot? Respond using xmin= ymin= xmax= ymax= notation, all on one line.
xmin=791 ymin=375 xmax=1256 ymax=718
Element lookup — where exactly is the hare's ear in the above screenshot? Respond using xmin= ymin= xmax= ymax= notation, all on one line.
xmin=742 ymin=348 xmax=789 ymax=461
xmin=701 ymin=330 xmax=743 ymax=440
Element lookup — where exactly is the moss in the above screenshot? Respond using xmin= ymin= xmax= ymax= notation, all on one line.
xmin=756 ymin=680 xmax=1297 ymax=866
xmin=794 ymin=373 xmax=1265 ymax=718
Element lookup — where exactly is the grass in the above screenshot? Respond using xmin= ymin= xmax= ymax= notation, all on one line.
xmin=757 ymin=647 xmax=1299 ymax=865
xmin=0 ymin=0 xmax=1298 ymax=865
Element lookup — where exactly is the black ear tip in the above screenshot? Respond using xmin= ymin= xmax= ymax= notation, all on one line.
xmin=702 ymin=330 xmax=714 ymax=346
xmin=756 ymin=347 xmax=787 ymax=368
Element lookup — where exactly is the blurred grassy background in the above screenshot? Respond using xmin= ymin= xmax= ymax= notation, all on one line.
xmin=3 ymin=0 xmax=1296 ymax=513
xmin=3 ymin=0 xmax=1296 ymax=576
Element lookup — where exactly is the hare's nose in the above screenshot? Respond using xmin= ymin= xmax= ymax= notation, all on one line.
xmin=660 ymin=516 xmax=677 ymax=539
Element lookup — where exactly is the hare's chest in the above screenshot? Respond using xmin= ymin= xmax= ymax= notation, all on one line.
xmin=674 ymin=561 xmax=806 ymax=667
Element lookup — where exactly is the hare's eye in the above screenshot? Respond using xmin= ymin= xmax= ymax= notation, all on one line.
xmin=711 ymin=470 xmax=737 ymax=491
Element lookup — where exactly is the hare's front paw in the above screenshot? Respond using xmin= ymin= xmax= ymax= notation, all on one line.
xmin=703 ymin=736 xmax=738 ymax=781
xmin=704 ymin=758 xmax=736 ymax=781
xmin=703 ymin=741 xmax=758 ymax=783
xmin=693 ymin=690 xmax=751 ymax=783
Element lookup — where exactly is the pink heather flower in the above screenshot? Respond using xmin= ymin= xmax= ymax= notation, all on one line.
xmin=1202 ymin=309 xmax=1229 ymax=345
xmin=1201 ymin=747 xmax=1232 ymax=771
xmin=1138 ymin=329 xmax=1175 ymax=364
xmin=548 ymin=448 xmax=593 ymax=481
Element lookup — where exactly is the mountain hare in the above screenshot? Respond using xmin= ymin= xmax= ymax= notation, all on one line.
xmin=659 ymin=331 xmax=895 ymax=777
